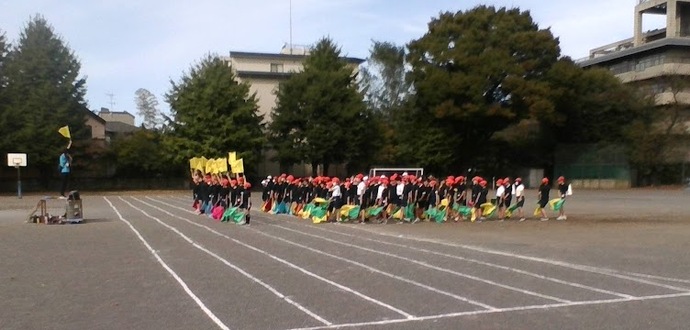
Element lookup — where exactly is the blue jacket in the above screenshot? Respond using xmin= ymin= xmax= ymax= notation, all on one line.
xmin=59 ymin=153 xmax=70 ymax=174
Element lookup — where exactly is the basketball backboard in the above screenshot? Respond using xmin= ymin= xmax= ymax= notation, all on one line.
xmin=6 ymin=153 xmax=27 ymax=167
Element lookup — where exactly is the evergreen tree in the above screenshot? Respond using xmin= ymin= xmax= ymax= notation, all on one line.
xmin=165 ymin=54 xmax=265 ymax=176
xmin=3 ymin=16 xmax=89 ymax=179
xmin=0 ymin=30 xmax=9 ymax=154
xmin=270 ymin=37 xmax=371 ymax=175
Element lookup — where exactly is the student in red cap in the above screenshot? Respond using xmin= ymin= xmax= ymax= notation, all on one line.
xmin=453 ymin=176 xmax=467 ymax=221
xmin=238 ymin=182 xmax=252 ymax=225
xmin=538 ymin=177 xmax=550 ymax=221
xmin=557 ymin=176 xmax=568 ymax=220
xmin=495 ymin=179 xmax=506 ymax=221
xmin=474 ymin=179 xmax=488 ymax=222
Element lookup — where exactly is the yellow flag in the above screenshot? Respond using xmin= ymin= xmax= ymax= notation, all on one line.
xmin=189 ymin=158 xmax=196 ymax=170
xmin=218 ymin=158 xmax=228 ymax=173
xmin=228 ymin=152 xmax=237 ymax=163
xmin=231 ymin=158 xmax=244 ymax=174
xmin=58 ymin=126 xmax=71 ymax=139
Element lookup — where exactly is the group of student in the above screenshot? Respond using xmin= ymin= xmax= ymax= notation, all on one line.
xmin=259 ymin=172 xmax=571 ymax=223
xmin=191 ymin=170 xmax=253 ymax=225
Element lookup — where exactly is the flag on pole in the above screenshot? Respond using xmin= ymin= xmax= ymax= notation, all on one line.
xmin=58 ymin=126 xmax=71 ymax=139
xmin=228 ymin=152 xmax=237 ymax=163
xmin=231 ymin=158 xmax=244 ymax=174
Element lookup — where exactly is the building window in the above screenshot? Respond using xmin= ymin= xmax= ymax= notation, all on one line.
xmin=270 ymin=63 xmax=284 ymax=73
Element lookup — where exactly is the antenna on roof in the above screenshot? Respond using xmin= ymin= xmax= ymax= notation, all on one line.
xmin=105 ymin=92 xmax=116 ymax=110
xmin=289 ymin=0 xmax=293 ymax=55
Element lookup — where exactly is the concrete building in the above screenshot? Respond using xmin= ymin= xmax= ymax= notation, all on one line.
xmin=226 ymin=46 xmax=365 ymax=177
xmin=98 ymin=108 xmax=136 ymax=126
xmin=577 ymin=0 xmax=690 ymax=186
xmin=227 ymin=45 xmax=365 ymax=122
xmin=580 ymin=0 xmax=690 ymax=107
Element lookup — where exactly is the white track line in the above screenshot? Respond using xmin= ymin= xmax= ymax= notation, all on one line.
xmin=166 ymin=196 xmax=690 ymax=290
xmin=147 ymin=197 xmax=498 ymax=309
xmin=246 ymin=226 xmax=496 ymax=310
xmin=261 ymin=218 xmax=633 ymax=299
xmin=136 ymin=197 xmax=416 ymax=319
xmin=103 ymin=197 xmax=231 ymax=330
xmin=118 ymin=197 xmax=331 ymax=326
xmin=321 ymin=219 xmax=690 ymax=292
xmin=286 ymin=291 xmax=690 ymax=330
xmin=619 ymin=272 xmax=690 ymax=284
xmin=267 ymin=223 xmax=571 ymax=304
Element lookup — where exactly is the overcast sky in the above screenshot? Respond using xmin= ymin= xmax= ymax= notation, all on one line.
xmin=0 ymin=0 xmax=667 ymax=124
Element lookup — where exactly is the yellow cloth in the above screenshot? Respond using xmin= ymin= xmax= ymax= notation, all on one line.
xmin=58 ymin=126 xmax=71 ymax=139
xmin=534 ymin=206 xmax=542 ymax=216
xmin=231 ymin=158 xmax=244 ymax=174
xmin=228 ymin=152 xmax=237 ymax=163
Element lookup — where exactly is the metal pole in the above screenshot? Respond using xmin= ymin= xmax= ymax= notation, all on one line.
xmin=16 ymin=166 xmax=22 ymax=199
xmin=289 ymin=0 xmax=293 ymax=54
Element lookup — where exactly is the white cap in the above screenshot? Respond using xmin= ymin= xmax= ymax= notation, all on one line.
xmin=363 ymin=176 xmax=369 ymax=181
xmin=402 ymin=172 xmax=408 ymax=176
xmin=267 ymin=175 xmax=272 ymax=179
xmin=380 ymin=175 xmax=387 ymax=179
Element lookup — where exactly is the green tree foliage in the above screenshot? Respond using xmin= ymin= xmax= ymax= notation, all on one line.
xmin=165 ymin=55 xmax=265 ymax=175
xmin=134 ymin=88 xmax=162 ymax=130
xmin=2 ymin=16 xmax=89 ymax=177
xmin=270 ymin=37 xmax=373 ymax=175
xmin=113 ymin=130 xmax=173 ymax=177
xmin=0 ymin=30 xmax=9 ymax=150
xmin=405 ymin=6 xmax=561 ymax=173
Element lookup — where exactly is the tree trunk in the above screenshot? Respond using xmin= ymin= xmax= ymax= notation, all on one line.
xmin=323 ymin=163 xmax=330 ymax=177
xmin=311 ymin=162 xmax=319 ymax=177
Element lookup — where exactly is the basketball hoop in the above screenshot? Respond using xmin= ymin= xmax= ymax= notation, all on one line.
xmin=13 ymin=158 xmax=21 ymax=169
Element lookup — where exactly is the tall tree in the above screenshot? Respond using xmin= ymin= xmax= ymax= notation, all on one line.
xmin=2 ymin=16 xmax=89 ymax=179
xmin=404 ymin=6 xmax=561 ymax=173
xmin=165 ymin=54 xmax=265 ymax=175
xmin=270 ymin=37 xmax=370 ymax=175
xmin=626 ymin=71 xmax=690 ymax=185
xmin=0 ymin=30 xmax=9 ymax=154
xmin=360 ymin=41 xmax=409 ymax=115
xmin=134 ymin=88 xmax=162 ymax=130
xmin=359 ymin=41 xmax=410 ymax=165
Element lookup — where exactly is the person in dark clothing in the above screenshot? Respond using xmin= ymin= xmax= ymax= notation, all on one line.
xmin=238 ymin=182 xmax=252 ymax=225
xmin=557 ymin=176 xmax=569 ymax=221
xmin=58 ymin=140 xmax=72 ymax=198
xmin=538 ymin=177 xmax=550 ymax=221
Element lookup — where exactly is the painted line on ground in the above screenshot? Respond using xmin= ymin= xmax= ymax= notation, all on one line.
xmin=285 ymin=291 xmax=690 ymax=330
xmin=260 ymin=217 xmax=634 ymax=299
xmin=103 ymin=197 xmax=231 ymax=330
xmin=266 ymin=222 xmax=571 ymax=304
xmin=245 ymin=225 xmax=496 ymax=310
xmin=317 ymin=217 xmax=690 ymax=292
xmin=138 ymin=197 xmax=416 ymax=319
xmin=167 ymin=195 xmax=690 ymax=290
xmin=120 ymin=197 xmax=331 ymax=326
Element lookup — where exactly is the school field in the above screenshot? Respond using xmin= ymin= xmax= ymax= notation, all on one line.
xmin=1 ymin=189 xmax=689 ymax=329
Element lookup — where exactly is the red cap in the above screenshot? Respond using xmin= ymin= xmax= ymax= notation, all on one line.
xmin=542 ymin=177 xmax=549 ymax=184
xmin=516 ymin=177 xmax=522 ymax=182
xmin=244 ymin=182 xmax=251 ymax=189
xmin=496 ymin=179 xmax=504 ymax=186
xmin=558 ymin=176 xmax=565 ymax=183
xmin=479 ymin=180 xmax=487 ymax=187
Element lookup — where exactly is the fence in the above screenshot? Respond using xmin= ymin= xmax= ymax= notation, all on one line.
xmin=554 ymin=144 xmax=632 ymax=189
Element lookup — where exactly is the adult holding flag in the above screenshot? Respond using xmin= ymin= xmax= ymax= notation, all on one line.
xmin=58 ymin=126 xmax=72 ymax=199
